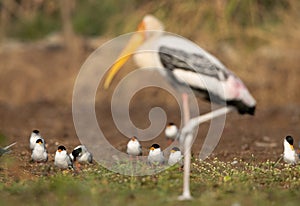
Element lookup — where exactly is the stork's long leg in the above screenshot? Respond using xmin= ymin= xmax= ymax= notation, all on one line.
xmin=178 ymin=92 xmax=193 ymax=200
xmin=182 ymin=93 xmax=190 ymax=125
xmin=178 ymin=132 xmax=193 ymax=200
xmin=178 ymin=106 xmax=234 ymax=200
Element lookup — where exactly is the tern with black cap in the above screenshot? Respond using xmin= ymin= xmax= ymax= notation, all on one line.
xmin=29 ymin=130 xmax=45 ymax=150
xmin=147 ymin=144 xmax=165 ymax=165
xmin=31 ymin=138 xmax=48 ymax=162
xmin=54 ymin=145 xmax=73 ymax=169
xmin=168 ymin=147 xmax=183 ymax=166
xmin=283 ymin=135 xmax=299 ymax=164
xmin=126 ymin=136 xmax=142 ymax=157
xmin=165 ymin=123 xmax=180 ymax=145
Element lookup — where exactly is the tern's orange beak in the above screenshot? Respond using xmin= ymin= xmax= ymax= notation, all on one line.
xmin=103 ymin=21 xmax=146 ymax=89
xmin=150 ymin=147 xmax=155 ymax=151
xmin=290 ymin=145 xmax=294 ymax=151
xmin=170 ymin=149 xmax=175 ymax=153
xmin=58 ymin=149 xmax=62 ymax=152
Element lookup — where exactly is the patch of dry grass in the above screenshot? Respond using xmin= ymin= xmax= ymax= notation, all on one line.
xmin=1 ymin=156 xmax=300 ymax=206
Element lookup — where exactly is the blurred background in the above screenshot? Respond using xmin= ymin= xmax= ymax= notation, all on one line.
xmin=1 ymin=0 xmax=299 ymax=106
xmin=0 ymin=0 xmax=300 ymax=160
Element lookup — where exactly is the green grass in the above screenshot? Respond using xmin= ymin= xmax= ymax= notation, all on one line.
xmin=1 ymin=158 xmax=300 ymax=206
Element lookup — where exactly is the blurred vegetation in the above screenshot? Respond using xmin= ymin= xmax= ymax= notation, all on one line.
xmin=72 ymin=0 xmax=118 ymax=36
xmin=0 ymin=132 xmax=6 ymax=145
xmin=0 ymin=0 xmax=295 ymax=41
xmin=0 ymin=0 xmax=61 ymax=40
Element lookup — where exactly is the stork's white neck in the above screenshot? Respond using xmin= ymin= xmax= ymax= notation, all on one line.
xmin=133 ymin=31 xmax=164 ymax=70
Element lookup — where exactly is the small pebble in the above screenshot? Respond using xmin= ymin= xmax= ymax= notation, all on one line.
xmin=231 ymin=160 xmax=238 ymax=165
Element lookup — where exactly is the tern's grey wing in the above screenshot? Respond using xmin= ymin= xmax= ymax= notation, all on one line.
xmin=88 ymin=153 xmax=93 ymax=163
xmin=3 ymin=142 xmax=17 ymax=150
xmin=139 ymin=145 xmax=143 ymax=156
xmin=0 ymin=142 xmax=17 ymax=156
xmin=68 ymin=154 xmax=74 ymax=169
xmin=0 ymin=148 xmax=7 ymax=156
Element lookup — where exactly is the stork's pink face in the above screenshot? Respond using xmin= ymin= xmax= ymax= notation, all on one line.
xmin=224 ymin=75 xmax=256 ymax=108
xmin=224 ymin=76 xmax=244 ymax=99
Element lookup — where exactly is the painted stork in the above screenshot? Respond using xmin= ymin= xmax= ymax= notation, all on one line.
xmin=104 ymin=15 xmax=256 ymax=200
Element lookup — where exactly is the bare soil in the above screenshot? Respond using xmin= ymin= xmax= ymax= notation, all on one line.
xmin=0 ymin=38 xmax=300 ymax=180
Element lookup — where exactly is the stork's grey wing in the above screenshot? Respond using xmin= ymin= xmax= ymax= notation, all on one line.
xmin=88 ymin=153 xmax=93 ymax=163
xmin=159 ymin=46 xmax=230 ymax=81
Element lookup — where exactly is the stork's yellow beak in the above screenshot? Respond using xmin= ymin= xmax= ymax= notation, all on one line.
xmin=103 ymin=21 xmax=146 ymax=89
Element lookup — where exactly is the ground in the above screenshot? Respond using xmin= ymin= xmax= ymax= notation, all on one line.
xmin=0 ymin=37 xmax=300 ymax=205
